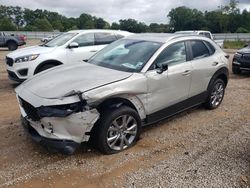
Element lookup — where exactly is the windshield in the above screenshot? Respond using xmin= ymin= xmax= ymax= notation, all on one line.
xmin=44 ymin=33 xmax=77 ymax=47
xmin=88 ymin=39 xmax=162 ymax=72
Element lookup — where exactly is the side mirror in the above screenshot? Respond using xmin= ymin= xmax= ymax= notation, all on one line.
xmin=156 ymin=63 xmax=168 ymax=74
xmin=68 ymin=42 xmax=79 ymax=49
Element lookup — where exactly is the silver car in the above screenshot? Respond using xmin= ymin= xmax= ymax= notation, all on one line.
xmin=15 ymin=34 xmax=229 ymax=154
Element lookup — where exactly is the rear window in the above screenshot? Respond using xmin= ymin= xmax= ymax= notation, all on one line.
xmin=95 ymin=33 xmax=117 ymax=45
xmin=190 ymin=40 xmax=210 ymax=60
xmin=204 ymin=41 xmax=216 ymax=54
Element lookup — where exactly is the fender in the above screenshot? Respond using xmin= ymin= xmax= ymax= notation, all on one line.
xmin=34 ymin=60 xmax=63 ymax=74
xmin=207 ymin=67 xmax=229 ymax=91
xmin=95 ymin=94 xmax=147 ymax=120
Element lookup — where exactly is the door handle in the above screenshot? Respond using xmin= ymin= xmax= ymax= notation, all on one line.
xmin=182 ymin=70 xmax=191 ymax=76
xmin=90 ymin=50 xmax=97 ymax=52
xmin=212 ymin=62 xmax=219 ymax=66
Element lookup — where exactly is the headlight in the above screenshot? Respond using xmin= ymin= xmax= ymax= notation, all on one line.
xmin=37 ymin=101 xmax=87 ymax=118
xmin=15 ymin=54 xmax=39 ymax=63
xmin=235 ymin=52 xmax=242 ymax=57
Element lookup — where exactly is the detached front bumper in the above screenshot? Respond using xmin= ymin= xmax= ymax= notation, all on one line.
xmin=17 ymin=97 xmax=100 ymax=154
xmin=21 ymin=116 xmax=80 ymax=154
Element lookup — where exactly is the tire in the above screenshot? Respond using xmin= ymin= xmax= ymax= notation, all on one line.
xmin=36 ymin=64 xmax=57 ymax=74
xmin=94 ymin=106 xmax=141 ymax=154
xmin=232 ymin=66 xmax=241 ymax=74
xmin=7 ymin=41 xmax=18 ymax=51
xmin=205 ymin=79 xmax=225 ymax=110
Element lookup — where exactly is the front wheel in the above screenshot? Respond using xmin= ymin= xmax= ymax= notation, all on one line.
xmin=94 ymin=106 xmax=141 ymax=154
xmin=205 ymin=79 xmax=225 ymax=109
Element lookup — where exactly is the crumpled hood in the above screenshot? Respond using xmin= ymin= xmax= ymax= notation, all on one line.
xmin=17 ymin=63 xmax=132 ymax=99
xmin=7 ymin=45 xmax=56 ymax=59
xmin=238 ymin=46 xmax=250 ymax=54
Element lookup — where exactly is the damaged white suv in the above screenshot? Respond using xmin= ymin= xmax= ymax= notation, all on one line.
xmin=16 ymin=34 xmax=229 ymax=154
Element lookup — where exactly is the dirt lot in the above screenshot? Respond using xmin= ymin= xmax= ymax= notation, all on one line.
xmin=0 ymin=40 xmax=250 ymax=188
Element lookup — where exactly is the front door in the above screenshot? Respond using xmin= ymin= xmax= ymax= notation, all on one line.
xmin=67 ymin=33 xmax=97 ymax=63
xmin=145 ymin=41 xmax=192 ymax=116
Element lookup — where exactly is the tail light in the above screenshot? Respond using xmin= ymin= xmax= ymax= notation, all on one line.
xmin=19 ymin=35 xmax=26 ymax=41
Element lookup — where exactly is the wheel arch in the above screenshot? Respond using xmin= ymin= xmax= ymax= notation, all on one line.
xmin=207 ymin=67 xmax=229 ymax=91
xmin=34 ymin=60 xmax=63 ymax=74
xmin=6 ymin=39 xmax=18 ymax=45
xmin=96 ymin=95 xmax=146 ymax=120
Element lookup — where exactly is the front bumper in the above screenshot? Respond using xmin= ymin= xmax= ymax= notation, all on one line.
xmin=233 ymin=55 xmax=250 ymax=70
xmin=7 ymin=70 xmax=26 ymax=82
xmin=21 ymin=116 xmax=80 ymax=154
xmin=17 ymin=96 xmax=100 ymax=153
xmin=6 ymin=56 xmax=37 ymax=81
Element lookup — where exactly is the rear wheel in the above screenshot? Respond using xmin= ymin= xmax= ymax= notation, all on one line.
xmin=7 ymin=41 xmax=18 ymax=51
xmin=94 ymin=106 xmax=141 ymax=154
xmin=205 ymin=79 xmax=225 ymax=109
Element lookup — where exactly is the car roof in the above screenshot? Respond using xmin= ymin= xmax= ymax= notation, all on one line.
xmin=67 ymin=29 xmax=131 ymax=36
xmin=175 ymin=30 xmax=210 ymax=34
xmin=125 ymin=33 xmax=209 ymax=43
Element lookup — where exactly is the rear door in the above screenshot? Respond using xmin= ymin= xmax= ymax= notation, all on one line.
xmin=94 ymin=32 xmax=117 ymax=51
xmin=188 ymin=40 xmax=218 ymax=97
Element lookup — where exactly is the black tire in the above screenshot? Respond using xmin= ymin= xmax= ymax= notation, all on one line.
xmin=205 ymin=79 xmax=225 ymax=110
xmin=36 ymin=64 xmax=57 ymax=74
xmin=94 ymin=106 xmax=141 ymax=154
xmin=7 ymin=41 xmax=18 ymax=51
xmin=232 ymin=66 xmax=241 ymax=74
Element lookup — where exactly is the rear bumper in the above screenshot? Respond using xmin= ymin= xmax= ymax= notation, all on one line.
xmin=18 ymin=41 xmax=26 ymax=46
xmin=21 ymin=116 xmax=80 ymax=154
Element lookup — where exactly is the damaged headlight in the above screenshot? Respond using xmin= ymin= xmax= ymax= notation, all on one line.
xmin=37 ymin=101 xmax=87 ymax=118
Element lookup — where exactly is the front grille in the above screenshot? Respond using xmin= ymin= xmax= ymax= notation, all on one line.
xmin=6 ymin=57 xmax=14 ymax=66
xmin=19 ymin=97 xmax=40 ymax=121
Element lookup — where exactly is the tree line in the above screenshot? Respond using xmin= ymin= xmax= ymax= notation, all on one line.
xmin=0 ymin=0 xmax=249 ymax=33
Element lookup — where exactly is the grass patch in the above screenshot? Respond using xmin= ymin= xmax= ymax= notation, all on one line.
xmin=223 ymin=40 xmax=248 ymax=49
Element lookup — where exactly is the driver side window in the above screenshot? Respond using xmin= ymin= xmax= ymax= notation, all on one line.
xmin=72 ymin=33 xmax=94 ymax=47
xmin=153 ymin=42 xmax=187 ymax=68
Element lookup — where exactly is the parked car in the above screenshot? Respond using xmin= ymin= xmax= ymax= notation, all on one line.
xmin=232 ymin=44 xmax=250 ymax=74
xmin=6 ymin=30 xmax=132 ymax=82
xmin=41 ymin=36 xmax=55 ymax=43
xmin=175 ymin=30 xmax=224 ymax=48
xmin=15 ymin=33 xmax=229 ymax=155
xmin=0 ymin=32 xmax=26 ymax=51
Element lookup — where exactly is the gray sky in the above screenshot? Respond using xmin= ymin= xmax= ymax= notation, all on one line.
xmin=0 ymin=0 xmax=250 ymax=24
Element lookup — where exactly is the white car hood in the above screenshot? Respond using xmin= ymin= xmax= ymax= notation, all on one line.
xmin=7 ymin=45 xmax=56 ymax=59
xmin=17 ymin=63 xmax=132 ymax=99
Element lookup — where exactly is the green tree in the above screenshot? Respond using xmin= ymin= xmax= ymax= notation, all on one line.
xmin=111 ymin=22 xmax=120 ymax=30
xmin=168 ymin=6 xmax=205 ymax=31
xmin=0 ymin=17 xmax=17 ymax=30
xmin=77 ymin=13 xmax=94 ymax=29
xmin=235 ymin=27 xmax=249 ymax=33
xmin=33 ymin=18 xmax=53 ymax=31
xmin=119 ymin=19 xmax=147 ymax=33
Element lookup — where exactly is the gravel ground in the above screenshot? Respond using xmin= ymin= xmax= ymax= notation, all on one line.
xmin=0 ymin=42 xmax=250 ymax=188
